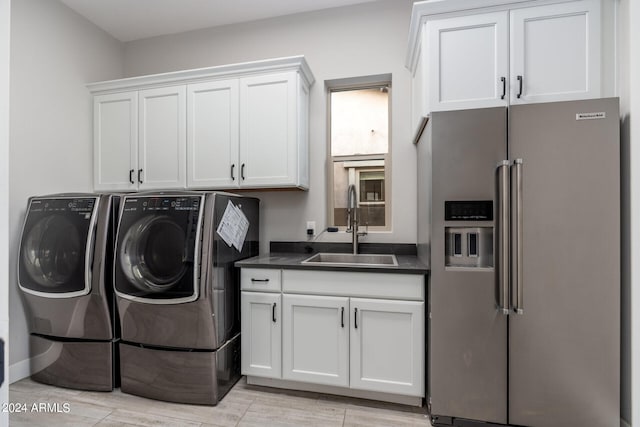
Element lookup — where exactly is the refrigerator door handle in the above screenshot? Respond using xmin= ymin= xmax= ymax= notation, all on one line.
xmin=511 ymin=159 xmax=524 ymax=314
xmin=496 ymin=160 xmax=510 ymax=315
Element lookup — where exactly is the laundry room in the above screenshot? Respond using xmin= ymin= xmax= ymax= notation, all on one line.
xmin=0 ymin=0 xmax=639 ymax=426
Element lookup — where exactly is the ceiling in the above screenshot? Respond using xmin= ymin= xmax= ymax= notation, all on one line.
xmin=59 ymin=0 xmax=382 ymax=42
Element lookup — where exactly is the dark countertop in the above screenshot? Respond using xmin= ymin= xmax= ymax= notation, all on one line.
xmin=235 ymin=252 xmax=429 ymax=275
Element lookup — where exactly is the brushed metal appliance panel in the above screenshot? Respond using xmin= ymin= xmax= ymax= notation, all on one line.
xmin=21 ymin=195 xmax=116 ymax=340
xmin=508 ymin=98 xmax=620 ymax=427
xmin=116 ymin=193 xmax=259 ymax=350
xmin=416 ymin=119 xmax=431 ymax=267
xmin=29 ymin=334 xmax=114 ymax=391
xmin=429 ymin=107 xmax=508 ymax=423
xmin=118 ymin=296 xmax=217 ymax=349
xmin=119 ymin=334 xmax=241 ymax=405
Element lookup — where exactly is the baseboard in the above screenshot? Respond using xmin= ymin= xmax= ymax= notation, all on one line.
xmin=247 ymin=376 xmax=424 ymax=407
xmin=9 ymin=358 xmax=30 ymax=384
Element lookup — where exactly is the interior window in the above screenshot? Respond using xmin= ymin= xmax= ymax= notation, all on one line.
xmin=328 ymin=84 xmax=391 ymax=229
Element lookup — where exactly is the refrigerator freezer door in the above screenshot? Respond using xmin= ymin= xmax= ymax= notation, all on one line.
xmin=429 ymin=107 xmax=508 ymax=424
xmin=508 ymin=98 xmax=620 ymax=427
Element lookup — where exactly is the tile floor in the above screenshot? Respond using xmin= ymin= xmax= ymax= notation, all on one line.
xmin=9 ymin=377 xmax=433 ymax=426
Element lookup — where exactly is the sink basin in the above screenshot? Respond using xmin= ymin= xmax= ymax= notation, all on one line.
xmin=301 ymin=253 xmax=398 ymax=267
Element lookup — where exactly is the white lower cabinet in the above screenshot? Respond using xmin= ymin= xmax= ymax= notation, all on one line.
xmin=241 ymin=291 xmax=281 ymax=378
xmin=282 ymin=294 xmax=349 ymax=387
xmin=350 ymin=298 xmax=424 ymax=396
xmin=240 ymin=268 xmax=425 ymax=401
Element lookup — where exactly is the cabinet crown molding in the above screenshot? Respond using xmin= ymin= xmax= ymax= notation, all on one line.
xmin=406 ymin=0 xmax=584 ymax=72
xmin=88 ymin=55 xmax=315 ymax=94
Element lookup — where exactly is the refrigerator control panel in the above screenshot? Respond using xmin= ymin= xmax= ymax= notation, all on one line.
xmin=445 ymin=200 xmax=493 ymax=221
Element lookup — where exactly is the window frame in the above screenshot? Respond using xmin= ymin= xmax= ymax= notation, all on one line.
xmin=326 ymin=78 xmax=392 ymax=232
xmin=357 ymin=167 xmax=386 ymax=206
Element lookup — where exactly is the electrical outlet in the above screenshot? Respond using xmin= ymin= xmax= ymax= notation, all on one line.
xmin=306 ymin=221 xmax=316 ymax=236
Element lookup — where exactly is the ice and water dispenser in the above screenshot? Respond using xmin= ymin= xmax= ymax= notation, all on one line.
xmin=444 ymin=201 xmax=493 ymax=268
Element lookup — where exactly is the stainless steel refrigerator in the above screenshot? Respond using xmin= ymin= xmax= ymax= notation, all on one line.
xmin=417 ymin=98 xmax=620 ymax=427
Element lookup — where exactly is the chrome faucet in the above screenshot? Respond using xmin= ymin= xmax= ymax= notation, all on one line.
xmin=346 ymin=184 xmax=367 ymax=254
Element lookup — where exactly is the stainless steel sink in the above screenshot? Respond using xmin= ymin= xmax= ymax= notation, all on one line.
xmin=301 ymin=253 xmax=398 ymax=267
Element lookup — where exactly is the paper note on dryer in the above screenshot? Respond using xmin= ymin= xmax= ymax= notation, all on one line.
xmin=216 ymin=200 xmax=249 ymax=251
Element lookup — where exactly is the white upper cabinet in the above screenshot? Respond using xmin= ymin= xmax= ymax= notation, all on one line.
xmin=427 ymin=12 xmax=508 ymax=111
xmin=509 ymin=0 xmax=600 ymax=104
xmin=187 ymin=79 xmax=239 ymax=189
xmin=93 ymin=92 xmax=137 ymax=191
xmin=89 ymin=56 xmax=314 ymax=192
xmin=138 ymin=86 xmax=186 ymax=190
xmin=94 ymin=87 xmax=186 ymax=191
xmin=240 ymin=72 xmax=302 ymax=189
xmin=407 ymin=0 xmax=603 ymax=116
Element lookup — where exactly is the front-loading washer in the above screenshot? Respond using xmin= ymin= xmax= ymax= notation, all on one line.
xmin=18 ymin=193 xmax=120 ymax=391
xmin=114 ymin=191 xmax=259 ymax=405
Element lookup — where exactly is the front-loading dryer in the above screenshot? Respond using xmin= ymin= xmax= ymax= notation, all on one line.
xmin=114 ymin=191 xmax=259 ymax=405
xmin=18 ymin=193 xmax=120 ymax=391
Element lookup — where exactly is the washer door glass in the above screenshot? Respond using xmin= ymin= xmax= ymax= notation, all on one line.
xmin=120 ymin=215 xmax=189 ymax=293
xmin=18 ymin=197 xmax=96 ymax=295
xmin=22 ymin=215 xmax=82 ymax=289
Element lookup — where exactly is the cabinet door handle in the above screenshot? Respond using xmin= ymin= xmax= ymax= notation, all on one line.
xmin=129 ymin=169 xmax=135 ymax=184
xmin=341 ymin=307 xmax=345 ymax=328
xmin=231 ymin=164 xmax=235 ymax=181
xmin=138 ymin=169 xmax=143 ymax=184
xmin=354 ymin=307 xmax=358 ymax=329
xmin=241 ymin=163 xmax=245 ymax=180
xmin=517 ymin=75 xmax=523 ymax=99
xmin=500 ymin=77 xmax=506 ymax=100
xmin=272 ymin=302 xmax=277 ymax=323
xmin=251 ymin=278 xmax=269 ymax=283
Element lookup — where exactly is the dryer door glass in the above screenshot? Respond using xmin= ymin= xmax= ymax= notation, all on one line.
xmin=119 ymin=215 xmax=190 ymax=293
xmin=18 ymin=197 xmax=97 ymax=295
xmin=115 ymin=195 xmax=201 ymax=301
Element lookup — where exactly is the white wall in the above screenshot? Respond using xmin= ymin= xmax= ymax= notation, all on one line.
xmin=617 ymin=0 xmax=640 ymax=424
xmin=8 ymin=0 xmax=124 ymax=379
xmin=626 ymin=0 xmax=640 ymax=424
xmin=123 ymin=0 xmax=416 ymax=253
xmin=0 ymin=0 xmax=9 ymax=424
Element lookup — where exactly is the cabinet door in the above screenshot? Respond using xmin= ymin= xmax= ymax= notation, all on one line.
xmin=282 ymin=294 xmax=349 ymax=387
xmin=187 ymin=80 xmax=239 ymax=189
xmin=427 ymin=12 xmax=508 ymax=111
xmin=239 ymin=72 xmax=298 ymax=188
xmin=241 ymin=292 xmax=281 ymax=378
xmin=93 ymin=92 xmax=138 ymax=191
xmin=510 ymin=0 xmax=600 ymax=104
xmin=350 ymin=298 xmax=424 ymax=397
xmin=138 ymin=86 xmax=186 ymax=189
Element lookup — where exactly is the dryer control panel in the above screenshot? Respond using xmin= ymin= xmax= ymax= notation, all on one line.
xmin=122 ymin=196 xmax=201 ymax=213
